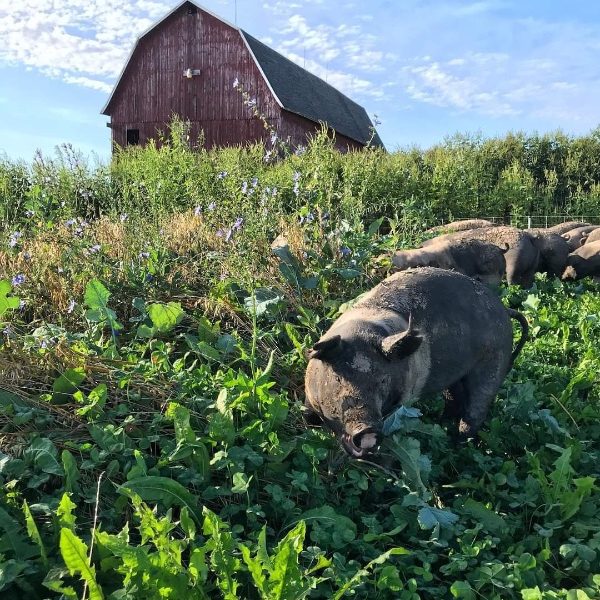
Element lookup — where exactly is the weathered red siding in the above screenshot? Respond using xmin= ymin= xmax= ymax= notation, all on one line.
xmin=279 ymin=111 xmax=365 ymax=152
xmin=104 ymin=2 xmax=365 ymax=152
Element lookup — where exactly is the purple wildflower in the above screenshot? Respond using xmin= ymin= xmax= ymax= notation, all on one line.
xmin=12 ymin=274 xmax=25 ymax=286
xmin=217 ymin=171 xmax=228 ymax=179
xmin=208 ymin=202 xmax=216 ymax=211
xmin=251 ymin=177 xmax=258 ymax=188
xmin=194 ymin=205 xmax=202 ymax=217
xmin=293 ymin=171 xmax=301 ymax=196
xmin=65 ymin=218 xmax=77 ymax=227
xmin=216 ymin=229 xmax=225 ymax=238
xmin=340 ymin=246 xmax=351 ymax=258
xmin=89 ymin=244 xmax=101 ymax=254
xmin=120 ymin=213 xmax=128 ymax=223
xmin=233 ymin=217 xmax=244 ymax=230
xmin=25 ymin=210 xmax=35 ymax=218
xmin=139 ymin=251 xmax=150 ymax=260
xmin=322 ymin=211 xmax=331 ymax=221
xmin=9 ymin=232 xmax=22 ymax=248
xmin=22 ymin=251 xmax=31 ymax=261
xmin=241 ymin=181 xmax=248 ymax=194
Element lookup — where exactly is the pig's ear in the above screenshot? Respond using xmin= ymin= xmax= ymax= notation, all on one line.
xmin=380 ymin=315 xmax=422 ymax=359
xmin=307 ymin=335 xmax=342 ymax=361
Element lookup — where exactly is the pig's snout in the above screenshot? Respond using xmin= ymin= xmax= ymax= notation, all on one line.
xmin=342 ymin=426 xmax=382 ymax=457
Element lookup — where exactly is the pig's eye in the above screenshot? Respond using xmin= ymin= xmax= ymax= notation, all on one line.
xmin=303 ymin=406 xmax=324 ymax=426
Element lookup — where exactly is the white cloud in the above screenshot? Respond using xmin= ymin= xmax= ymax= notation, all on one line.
xmin=0 ymin=1 xmax=171 ymax=92
xmin=403 ymin=43 xmax=600 ymax=122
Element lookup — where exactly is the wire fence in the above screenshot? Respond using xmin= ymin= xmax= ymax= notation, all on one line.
xmin=455 ymin=215 xmax=600 ymax=229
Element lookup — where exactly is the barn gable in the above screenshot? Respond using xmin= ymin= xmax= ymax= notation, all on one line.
xmin=101 ymin=1 xmax=383 ymax=150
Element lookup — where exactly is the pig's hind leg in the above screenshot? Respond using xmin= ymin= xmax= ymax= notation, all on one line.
xmin=457 ymin=364 xmax=505 ymax=439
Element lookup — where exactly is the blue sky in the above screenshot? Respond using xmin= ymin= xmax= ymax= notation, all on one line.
xmin=1 ymin=0 xmax=599 ymax=161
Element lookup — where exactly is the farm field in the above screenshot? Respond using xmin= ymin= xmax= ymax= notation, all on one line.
xmin=1 ymin=128 xmax=600 ymax=598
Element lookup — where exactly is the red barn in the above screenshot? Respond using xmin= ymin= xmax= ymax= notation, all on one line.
xmin=101 ymin=1 xmax=384 ymax=152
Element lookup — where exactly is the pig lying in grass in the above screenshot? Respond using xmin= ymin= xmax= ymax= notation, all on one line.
xmin=391 ymin=238 xmax=507 ymax=287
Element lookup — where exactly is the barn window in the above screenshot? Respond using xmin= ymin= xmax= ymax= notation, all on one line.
xmin=126 ymin=128 xmax=140 ymax=145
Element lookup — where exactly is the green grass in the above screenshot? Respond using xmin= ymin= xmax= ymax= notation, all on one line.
xmin=0 ymin=128 xmax=600 ymax=598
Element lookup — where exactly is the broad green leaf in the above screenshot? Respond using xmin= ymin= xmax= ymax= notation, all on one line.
xmin=450 ymin=580 xmax=475 ymax=599
xmin=462 ymin=498 xmax=507 ymax=534
xmin=382 ymin=406 xmax=422 ymax=435
xmin=301 ymin=505 xmax=357 ymax=550
xmin=180 ymin=506 xmax=196 ymax=539
xmin=0 ymin=560 xmax=27 ymax=591
xmin=24 ymin=437 xmax=63 ymax=476
xmin=148 ymin=301 xmax=184 ymax=333
xmin=389 ymin=436 xmax=430 ymax=495
xmin=336 ymin=267 xmax=362 ymax=280
xmin=332 ymin=547 xmax=409 ymax=600
xmin=565 ymin=591 xmax=591 ymax=600
xmin=244 ymin=288 xmax=284 ymax=317
xmin=42 ymin=567 xmax=78 ymax=598
xmin=0 ymin=506 xmax=38 ymax=560
xmin=240 ymin=545 xmax=267 ymax=597
xmin=118 ymin=476 xmax=202 ymax=524
xmin=520 ymin=587 xmax=542 ymax=600
xmin=59 ymin=528 xmax=104 ymax=600
xmin=255 ymin=350 xmax=275 ymax=386
xmin=84 ymin=279 xmax=110 ymax=310
xmin=52 ymin=368 xmax=86 ymax=404
xmin=368 ymin=216 xmax=385 ymax=235
xmin=22 ymin=500 xmax=47 ymax=565
xmin=188 ymin=547 xmax=209 ymax=586
xmin=417 ymin=506 xmax=459 ymax=530
xmin=523 ymin=294 xmax=540 ymax=311
xmin=57 ymin=493 xmax=77 ymax=531
xmin=62 ymin=450 xmax=81 ymax=494
xmin=202 ymin=507 xmax=240 ymax=600
xmin=0 ymin=279 xmax=20 ymax=318
xmin=270 ymin=521 xmax=308 ymax=600
xmin=231 ymin=472 xmax=251 ymax=494
xmin=166 ymin=402 xmax=195 ymax=443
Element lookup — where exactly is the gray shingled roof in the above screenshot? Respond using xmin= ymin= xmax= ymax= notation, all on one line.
xmin=242 ymin=32 xmax=384 ymax=148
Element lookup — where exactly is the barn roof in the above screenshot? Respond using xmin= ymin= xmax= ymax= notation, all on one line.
xmin=241 ymin=32 xmax=384 ymax=148
xmin=101 ymin=1 xmax=384 ymax=148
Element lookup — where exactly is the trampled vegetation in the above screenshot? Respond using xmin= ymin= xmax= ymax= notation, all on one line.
xmin=1 ymin=127 xmax=600 ymax=598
